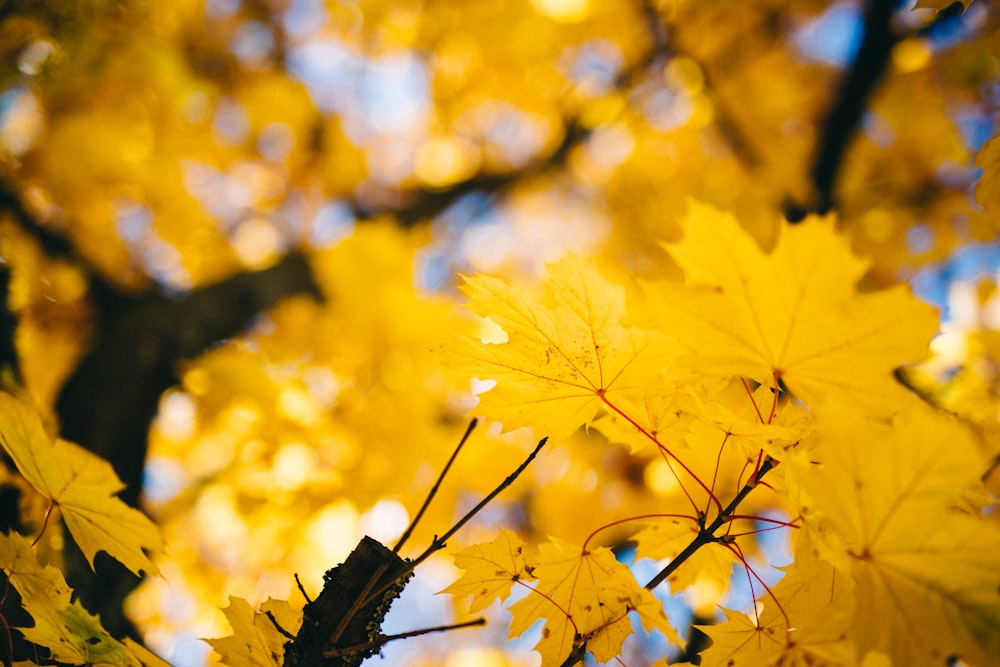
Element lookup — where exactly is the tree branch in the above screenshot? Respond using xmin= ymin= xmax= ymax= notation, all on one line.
xmin=644 ymin=458 xmax=775 ymax=591
xmin=787 ymin=0 xmax=965 ymax=220
xmin=57 ymin=251 xmax=321 ymax=639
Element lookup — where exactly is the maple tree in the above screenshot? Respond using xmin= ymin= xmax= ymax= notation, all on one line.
xmin=0 ymin=0 xmax=999 ymax=666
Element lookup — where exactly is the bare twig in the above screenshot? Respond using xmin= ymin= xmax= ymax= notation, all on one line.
xmin=322 ymin=618 xmax=485 ymax=659
xmin=394 ymin=418 xmax=478 ymax=554
xmin=358 ymin=436 xmax=548 ymax=613
xmin=787 ymin=0 xmax=965 ymax=219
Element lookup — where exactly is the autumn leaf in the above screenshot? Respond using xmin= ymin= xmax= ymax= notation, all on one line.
xmin=698 ymin=551 xmax=855 ymax=667
xmin=796 ymin=403 xmax=1000 ymax=666
xmin=652 ymin=202 xmax=939 ymax=414
xmin=441 ymin=529 xmax=536 ymax=613
xmin=0 ymin=392 xmax=163 ymax=576
xmin=0 ymin=531 xmax=72 ymax=613
xmin=688 ymin=383 xmax=813 ymax=461
xmin=207 ymin=596 xmax=303 ymax=667
xmin=1 ymin=533 xmax=165 ymax=666
xmin=507 ymin=538 xmax=680 ymax=666
xmin=456 ymin=255 xmax=681 ymax=438
xmin=589 ymin=384 xmax=686 ymax=454
xmin=20 ymin=599 xmax=146 ymax=666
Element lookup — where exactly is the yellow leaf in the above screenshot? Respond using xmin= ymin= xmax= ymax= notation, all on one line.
xmin=654 ymin=202 xmax=939 ymax=414
xmin=590 ymin=383 xmax=686 ymax=453
xmin=687 ymin=383 xmax=814 ymax=462
xmin=20 ymin=599 xmax=142 ymax=666
xmin=508 ymin=538 xmax=679 ymax=666
xmin=441 ymin=529 xmax=536 ymax=613
xmin=797 ymin=403 xmax=1000 ymax=665
xmin=698 ymin=551 xmax=855 ymax=667
xmin=0 ymin=392 xmax=163 ymax=576
xmin=206 ymin=596 xmax=302 ymax=667
xmin=0 ymin=534 xmax=159 ymax=665
xmin=457 ymin=255 xmax=680 ymax=438
xmin=0 ymin=531 xmax=72 ymax=613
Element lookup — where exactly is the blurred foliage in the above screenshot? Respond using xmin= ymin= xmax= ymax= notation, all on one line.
xmin=1 ymin=0 xmax=999 ymax=665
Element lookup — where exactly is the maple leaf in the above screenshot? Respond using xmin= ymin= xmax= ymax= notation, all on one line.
xmin=686 ymin=383 xmax=814 ymax=462
xmin=0 ymin=534 xmax=167 ymax=666
xmin=0 ymin=392 xmax=163 ymax=576
xmin=456 ymin=255 xmax=681 ymax=438
xmin=698 ymin=551 xmax=855 ymax=667
xmin=20 ymin=599 xmax=146 ymax=666
xmin=653 ymin=201 xmax=939 ymax=414
xmin=207 ymin=596 xmax=303 ymax=667
xmin=441 ymin=529 xmax=536 ymax=613
xmin=507 ymin=538 xmax=680 ymax=666
xmin=0 ymin=531 xmax=72 ymax=613
xmin=590 ymin=383 xmax=685 ymax=453
xmin=796 ymin=403 xmax=1000 ymax=666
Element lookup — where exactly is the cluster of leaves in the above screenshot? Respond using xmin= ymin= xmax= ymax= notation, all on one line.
xmin=443 ymin=203 xmax=1000 ymax=666
xmin=0 ymin=392 xmax=167 ymax=665
xmin=0 ymin=0 xmax=999 ymax=666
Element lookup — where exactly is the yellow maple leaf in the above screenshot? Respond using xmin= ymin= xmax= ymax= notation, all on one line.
xmin=653 ymin=201 xmax=939 ymax=414
xmin=20 ymin=599 xmax=145 ymax=667
xmin=441 ymin=529 xmax=536 ymax=613
xmin=0 ymin=531 xmax=72 ymax=613
xmin=207 ymin=596 xmax=303 ymax=667
xmin=508 ymin=538 xmax=680 ymax=666
xmin=685 ymin=382 xmax=814 ymax=462
xmin=698 ymin=551 xmax=854 ymax=667
xmin=456 ymin=255 xmax=681 ymax=438
xmin=0 ymin=392 xmax=163 ymax=576
xmin=1 ymin=533 xmax=166 ymax=666
xmin=796 ymin=403 xmax=1000 ymax=666
xmin=590 ymin=382 xmax=686 ymax=453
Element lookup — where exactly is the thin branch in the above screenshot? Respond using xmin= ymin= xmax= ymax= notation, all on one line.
xmin=809 ymin=0 xmax=899 ymax=216
xmin=787 ymin=0 xmax=965 ymax=219
xmin=644 ymin=457 xmax=776 ymax=591
xmin=358 ymin=436 xmax=548 ymax=613
xmin=558 ymin=641 xmax=588 ymax=667
xmin=322 ymin=618 xmax=485 ymax=659
xmin=410 ymin=436 xmax=548 ymax=570
xmin=265 ymin=610 xmax=296 ymax=641
xmin=0 ymin=176 xmax=83 ymax=266
xmin=293 ymin=573 xmax=312 ymax=604
xmin=394 ymin=418 xmax=478 ymax=554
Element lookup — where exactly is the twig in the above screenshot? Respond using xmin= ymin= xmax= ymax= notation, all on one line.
xmin=409 ymin=436 xmax=548 ymax=570
xmin=557 ymin=459 xmax=777 ymax=667
xmin=322 ymin=618 xmax=485 ymax=659
xmin=788 ymin=0 xmax=965 ymax=219
xmin=265 ymin=610 xmax=296 ymax=641
xmin=293 ymin=573 xmax=312 ymax=604
xmin=644 ymin=457 xmax=776 ymax=591
xmin=358 ymin=436 xmax=548 ymax=612
xmin=394 ymin=418 xmax=477 ymax=554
